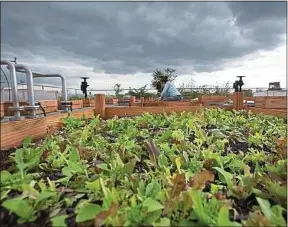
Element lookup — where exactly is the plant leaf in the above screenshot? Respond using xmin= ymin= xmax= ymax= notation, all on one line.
xmin=190 ymin=170 xmax=215 ymax=190
xmin=256 ymin=197 xmax=287 ymax=226
xmin=256 ymin=197 xmax=272 ymax=220
xmin=122 ymin=159 xmax=136 ymax=174
xmin=145 ymin=180 xmax=161 ymax=199
xmin=76 ymin=203 xmax=102 ymax=223
xmin=143 ymin=197 xmax=164 ymax=212
xmin=169 ymin=173 xmax=186 ymax=198
xmin=153 ymin=217 xmax=170 ymax=227
xmin=51 ymin=215 xmax=68 ymax=227
xmin=23 ymin=136 xmax=32 ymax=148
xmin=217 ymin=206 xmax=241 ymax=226
xmin=69 ymin=147 xmax=80 ymax=163
xmin=213 ymin=167 xmax=233 ymax=189
xmin=94 ymin=203 xmax=118 ymax=227
xmin=96 ymin=163 xmax=110 ymax=171
xmin=2 ymin=198 xmax=35 ymax=221
xmin=175 ymin=157 xmax=183 ymax=173
xmin=145 ymin=140 xmax=160 ymax=166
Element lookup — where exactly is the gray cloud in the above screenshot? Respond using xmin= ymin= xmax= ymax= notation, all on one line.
xmin=1 ymin=1 xmax=286 ymax=83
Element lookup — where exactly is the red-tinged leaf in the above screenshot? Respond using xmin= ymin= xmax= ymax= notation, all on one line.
xmin=41 ymin=149 xmax=51 ymax=162
xmin=94 ymin=203 xmax=118 ymax=227
xmin=231 ymin=185 xmax=250 ymax=200
xmin=169 ymin=173 xmax=187 ymax=198
xmin=214 ymin=192 xmax=227 ymax=201
xmin=275 ymin=137 xmax=287 ymax=158
xmin=57 ymin=122 xmax=65 ymax=128
xmin=267 ymin=171 xmax=284 ymax=183
xmin=162 ymin=199 xmax=174 ymax=216
xmin=145 ymin=140 xmax=160 ymax=166
xmin=242 ymin=211 xmax=272 ymax=227
xmin=203 ymin=159 xmax=217 ymax=171
xmin=189 ymin=170 xmax=215 ymax=190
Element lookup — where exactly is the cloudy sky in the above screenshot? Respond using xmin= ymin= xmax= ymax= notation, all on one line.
xmin=1 ymin=1 xmax=287 ymax=90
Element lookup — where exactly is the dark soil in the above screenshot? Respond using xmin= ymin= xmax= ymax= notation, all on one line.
xmin=0 ymin=207 xmax=51 ymax=227
xmin=230 ymin=194 xmax=258 ymax=217
xmin=134 ymin=161 xmax=146 ymax=173
xmin=188 ymin=131 xmax=196 ymax=143
xmin=0 ymin=149 xmax=15 ymax=171
xmin=223 ymin=140 xmax=249 ymax=156
xmin=202 ymin=183 xmax=211 ymax=192
xmin=44 ymin=171 xmax=64 ymax=181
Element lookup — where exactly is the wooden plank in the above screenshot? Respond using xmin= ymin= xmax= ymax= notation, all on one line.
xmin=255 ymin=97 xmax=266 ymax=108
xmin=4 ymin=101 xmax=59 ymax=115
xmin=83 ymin=99 xmax=95 ymax=107
xmin=264 ymin=97 xmax=286 ymax=109
xmin=105 ymin=98 xmax=118 ymax=105
xmin=1 ymin=103 xmax=4 ymax=119
xmin=131 ymin=100 xmax=194 ymax=107
xmin=248 ymin=107 xmax=287 ymax=119
xmin=105 ymin=105 xmax=234 ymax=118
xmin=95 ymin=94 xmax=106 ymax=118
xmin=199 ymin=95 xmax=229 ymax=106
xmin=105 ymin=106 xmax=202 ymax=118
xmin=244 ymin=97 xmax=255 ymax=101
xmin=39 ymin=100 xmax=58 ymax=113
xmin=232 ymin=92 xmax=244 ymax=110
xmin=1 ymin=108 xmax=95 ymax=151
xmin=71 ymin=100 xmax=83 ymax=109
xmin=255 ymin=96 xmax=287 ymax=109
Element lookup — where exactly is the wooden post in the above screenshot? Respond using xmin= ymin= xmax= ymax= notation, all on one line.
xmin=95 ymin=94 xmax=106 ymax=118
xmin=130 ymin=96 xmax=135 ymax=107
xmin=233 ymin=92 xmax=244 ymax=110
xmin=198 ymin=96 xmax=203 ymax=105
xmin=140 ymin=97 xmax=144 ymax=106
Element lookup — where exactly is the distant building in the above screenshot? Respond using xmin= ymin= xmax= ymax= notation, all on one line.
xmin=268 ymin=82 xmax=281 ymax=91
xmin=253 ymin=82 xmax=286 ymax=97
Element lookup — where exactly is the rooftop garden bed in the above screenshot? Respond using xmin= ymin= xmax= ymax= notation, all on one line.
xmin=0 ymin=109 xmax=287 ymax=227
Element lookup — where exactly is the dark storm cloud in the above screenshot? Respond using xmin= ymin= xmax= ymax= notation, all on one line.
xmin=1 ymin=1 xmax=286 ymax=76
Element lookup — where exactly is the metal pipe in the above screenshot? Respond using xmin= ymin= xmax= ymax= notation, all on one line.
xmin=28 ymin=72 xmax=69 ymax=112
xmin=15 ymin=69 xmax=69 ymax=112
xmin=15 ymin=64 xmax=38 ymax=118
xmin=1 ymin=60 xmax=22 ymax=120
xmin=32 ymin=73 xmax=68 ymax=103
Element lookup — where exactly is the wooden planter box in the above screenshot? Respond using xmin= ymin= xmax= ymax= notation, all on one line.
xmin=1 ymin=102 xmax=4 ymax=118
xmin=1 ymin=93 xmax=287 ymax=151
xmin=4 ymin=101 xmax=29 ymax=116
xmin=255 ymin=96 xmax=287 ymax=109
xmin=58 ymin=100 xmax=84 ymax=109
xmin=244 ymin=97 xmax=255 ymax=102
xmin=199 ymin=95 xmax=229 ymax=106
xmin=38 ymin=100 xmax=58 ymax=113
xmin=4 ymin=100 xmax=58 ymax=116
xmin=106 ymin=98 xmax=118 ymax=105
xmin=83 ymin=99 xmax=95 ymax=107
xmin=71 ymin=100 xmax=83 ymax=109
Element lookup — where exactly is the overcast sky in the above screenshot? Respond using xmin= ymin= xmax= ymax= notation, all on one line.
xmin=1 ymin=1 xmax=287 ymax=90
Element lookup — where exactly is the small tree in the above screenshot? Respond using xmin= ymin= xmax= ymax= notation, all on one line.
xmin=151 ymin=68 xmax=177 ymax=93
xmin=129 ymin=84 xmax=153 ymax=98
xmin=113 ymin=83 xmax=123 ymax=98
xmin=243 ymin=89 xmax=253 ymax=97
